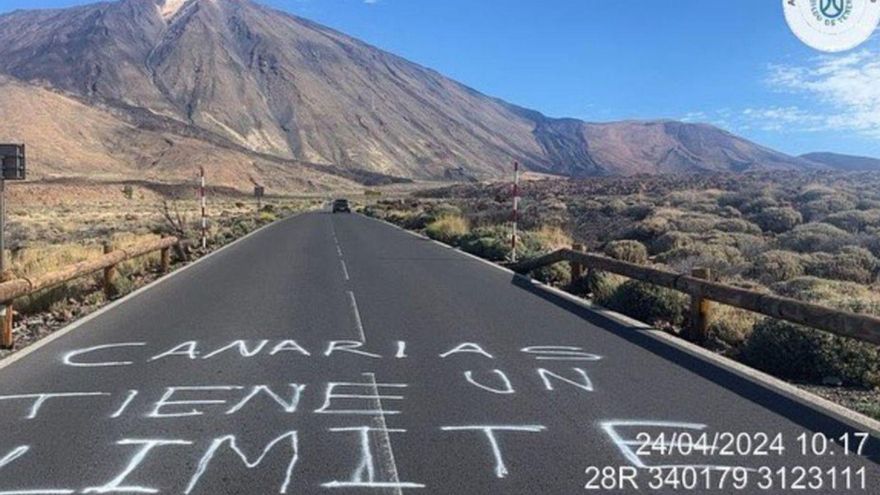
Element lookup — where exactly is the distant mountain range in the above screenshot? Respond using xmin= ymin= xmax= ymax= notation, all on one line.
xmin=0 ymin=0 xmax=873 ymax=190
xmin=800 ymin=152 xmax=880 ymax=172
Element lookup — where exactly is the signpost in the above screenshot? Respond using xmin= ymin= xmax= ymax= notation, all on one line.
xmin=199 ymin=166 xmax=207 ymax=250
xmin=0 ymin=144 xmax=26 ymax=349
xmin=511 ymin=161 xmax=520 ymax=263
xmin=254 ymin=185 xmax=265 ymax=211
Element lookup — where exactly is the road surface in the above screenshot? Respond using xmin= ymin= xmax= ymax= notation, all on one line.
xmin=0 ymin=211 xmax=876 ymax=494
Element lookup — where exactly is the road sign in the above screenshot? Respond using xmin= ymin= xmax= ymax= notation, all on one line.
xmin=254 ymin=186 xmax=265 ymax=211
xmin=0 ymin=144 xmax=25 ymax=181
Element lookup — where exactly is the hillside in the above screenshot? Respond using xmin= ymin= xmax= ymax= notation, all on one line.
xmin=0 ymin=0 xmax=817 ymax=185
xmin=802 ymin=152 xmax=880 ymax=172
xmin=0 ymin=76 xmax=358 ymax=192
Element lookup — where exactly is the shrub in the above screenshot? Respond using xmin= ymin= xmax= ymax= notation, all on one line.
xmin=777 ymin=223 xmax=852 ymax=253
xmin=583 ymin=270 xmax=626 ymax=306
xmin=705 ymin=232 xmax=766 ymax=254
xmin=772 ymin=277 xmax=880 ymax=314
xmin=605 ymin=280 xmax=688 ymax=328
xmin=520 ymin=228 xmax=572 ymax=286
xmin=740 ymin=196 xmax=778 ymax=215
xmin=650 ymin=231 xmax=693 ymax=255
xmin=800 ymin=197 xmax=857 ymax=221
xmin=656 ymin=243 xmax=743 ymax=274
xmin=753 ymin=207 xmax=802 ymax=234
xmin=671 ymin=214 xmax=717 ymax=234
xmin=604 ymin=240 xmax=649 ymax=264
xmin=797 ymin=185 xmax=836 ymax=203
xmin=714 ymin=218 xmax=762 ymax=235
xmin=425 ymin=215 xmax=469 ymax=245
xmin=459 ymin=225 xmax=509 ymax=261
xmin=719 ymin=206 xmax=743 ymax=218
xmin=756 ymin=277 xmax=880 ymax=387
xmin=706 ymin=304 xmax=761 ymax=352
xmin=822 ymin=209 xmax=880 ymax=233
xmin=529 ymin=225 xmax=572 ymax=251
xmin=741 ymin=319 xmax=880 ymax=387
xmin=804 ymin=247 xmax=878 ymax=284
xmin=627 ymin=216 xmax=670 ymax=241
xmin=747 ymin=250 xmax=804 ymax=284
xmin=624 ymin=203 xmax=655 ymax=220
xmin=602 ymin=199 xmax=627 ymax=215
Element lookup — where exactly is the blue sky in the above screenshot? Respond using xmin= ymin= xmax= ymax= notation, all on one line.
xmin=2 ymin=0 xmax=879 ymax=157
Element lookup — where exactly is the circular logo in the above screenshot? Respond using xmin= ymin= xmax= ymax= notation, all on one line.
xmin=783 ymin=0 xmax=880 ymax=52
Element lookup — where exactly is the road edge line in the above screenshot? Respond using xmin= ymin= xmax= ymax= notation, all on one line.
xmin=362 ymin=213 xmax=880 ymax=436
xmin=0 ymin=211 xmax=308 ymax=372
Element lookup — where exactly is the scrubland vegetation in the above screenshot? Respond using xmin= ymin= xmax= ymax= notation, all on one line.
xmin=363 ymin=171 xmax=880 ymax=418
xmin=0 ymin=182 xmax=316 ymax=354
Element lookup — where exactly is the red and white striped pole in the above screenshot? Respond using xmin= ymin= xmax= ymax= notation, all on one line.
xmin=199 ymin=166 xmax=207 ymax=250
xmin=511 ymin=161 xmax=520 ymax=263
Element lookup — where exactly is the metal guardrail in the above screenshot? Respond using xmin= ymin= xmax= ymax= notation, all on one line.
xmin=0 ymin=236 xmax=184 ymax=349
xmin=512 ymin=247 xmax=880 ymax=347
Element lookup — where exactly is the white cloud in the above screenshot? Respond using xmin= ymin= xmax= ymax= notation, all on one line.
xmin=765 ymin=41 xmax=880 ymax=137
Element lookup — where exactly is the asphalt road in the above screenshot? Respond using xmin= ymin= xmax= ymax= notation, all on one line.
xmin=0 ymin=211 xmax=877 ymax=494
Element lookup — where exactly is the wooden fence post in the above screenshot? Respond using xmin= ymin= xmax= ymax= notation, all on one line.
xmin=160 ymin=237 xmax=171 ymax=274
xmin=688 ymin=267 xmax=712 ymax=343
xmin=103 ymin=242 xmax=117 ymax=300
xmin=0 ymin=271 xmax=13 ymax=350
xmin=571 ymin=243 xmax=585 ymax=280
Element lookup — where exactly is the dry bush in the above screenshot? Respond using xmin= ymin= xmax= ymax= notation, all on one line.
xmin=740 ymin=196 xmax=779 ymax=215
xmin=626 ymin=216 xmax=670 ymax=241
xmin=740 ymin=275 xmax=880 ymax=387
xmin=669 ymin=213 xmax=718 ymax=234
xmin=656 ymin=243 xmax=744 ymax=275
xmin=605 ymin=280 xmax=688 ymax=328
xmin=604 ymin=240 xmax=648 ymax=264
xmin=777 ymin=223 xmax=853 ymax=253
xmin=425 ymin=215 xmax=470 ymax=245
xmin=623 ymin=203 xmax=655 ymax=220
xmin=799 ymin=197 xmax=857 ymax=221
xmin=714 ymin=218 xmax=762 ymax=235
xmin=772 ymin=276 xmax=880 ymax=313
xmin=822 ymin=209 xmax=880 ymax=233
xmin=747 ymin=250 xmax=805 ymax=284
xmin=583 ymin=270 xmax=627 ymax=306
xmin=530 ymin=225 xmax=572 ymax=251
xmin=797 ymin=185 xmax=834 ymax=201
xmin=803 ymin=247 xmax=878 ymax=284
xmin=459 ymin=225 xmax=511 ymax=261
xmin=707 ymin=303 xmax=762 ymax=352
xmin=753 ymin=207 xmax=802 ymax=234
xmin=650 ymin=231 xmax=693 ymax=255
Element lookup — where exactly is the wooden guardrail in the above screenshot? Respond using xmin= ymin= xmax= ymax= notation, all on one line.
xmin=0 ymin=236 xmax=183 ymax=350
xmin=512 ymin=246 xmax=880 ymax=347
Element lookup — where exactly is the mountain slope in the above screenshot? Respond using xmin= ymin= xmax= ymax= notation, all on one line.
xmin=0 ymin=0 xmax=814 ymax=181
xmin=0 ymin=75 xmax=357 ymax=191
xmin=801 ymin=152 xmax=880 ymax=171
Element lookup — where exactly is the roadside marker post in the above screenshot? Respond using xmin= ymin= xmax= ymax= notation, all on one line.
xmin=688 ymin=267 xmax=712 ymax=343
xmin=199 ymin=166 xmax=207 ymax=250
xmin=571 ymin=243 xmax=585 ymax=280
xmin=102 ymin=242 xmax=117 ymax=300
xmin=511 ymin=161 xmax=520 ymax=263
xmin=254 ymin=185 xmax=265 ymax=211
xmin=0 ymin=144 xmax=26 ymax=349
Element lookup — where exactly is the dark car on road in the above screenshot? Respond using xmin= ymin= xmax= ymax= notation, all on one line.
xmin=332 ymin=199 xmax=351 ymax=213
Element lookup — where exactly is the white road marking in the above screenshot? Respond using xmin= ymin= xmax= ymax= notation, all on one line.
xmin=337 ymin=245 xmax=344 ymax=258
xmin=340 ymin=259 xmax=350 ymax=281
xmin=348 ymin=291 xmax=366 ymax=342
xmin=365 ymin=372 xmax=415 ymax=493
